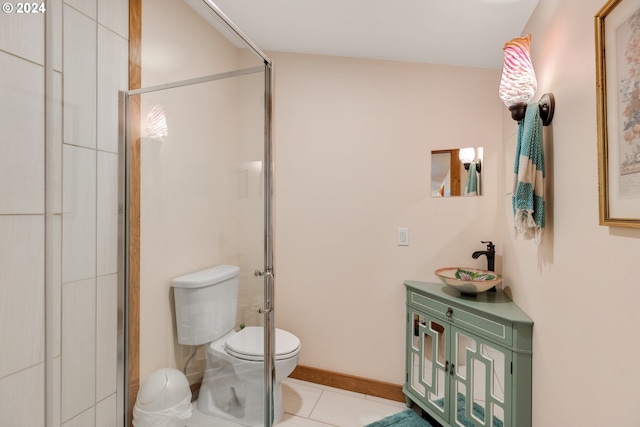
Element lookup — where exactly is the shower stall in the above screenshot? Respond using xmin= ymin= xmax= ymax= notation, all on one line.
xmin=119 ymin=1 xmax=276 ymax=425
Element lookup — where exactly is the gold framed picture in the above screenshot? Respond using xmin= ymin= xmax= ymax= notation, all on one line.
xmin=596 ymin=0 xmax=640 ymax=227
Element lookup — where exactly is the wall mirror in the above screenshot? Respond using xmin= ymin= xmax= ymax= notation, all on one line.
xmin=431 ymin=147 xmax=483 ymax=197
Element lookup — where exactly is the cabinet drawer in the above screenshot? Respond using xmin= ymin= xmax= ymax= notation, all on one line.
xmin=408 ymin=291 xmax=512 ymax=346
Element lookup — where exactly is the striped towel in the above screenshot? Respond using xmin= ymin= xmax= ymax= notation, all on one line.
xmin=512 ymin=102 xmax=545 ymax=243
xmin=465 ymin=162 xmax=478 ymax=196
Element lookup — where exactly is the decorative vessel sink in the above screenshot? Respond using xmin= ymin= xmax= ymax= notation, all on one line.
xmin=434 ymin=267 xmax=502 ymax=295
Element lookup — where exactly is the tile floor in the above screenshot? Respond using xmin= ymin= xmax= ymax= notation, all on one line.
xmin=185 ymin=378 xmax=409 ymax=427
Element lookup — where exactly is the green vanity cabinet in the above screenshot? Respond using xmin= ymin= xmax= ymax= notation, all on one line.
xmin=403 ymin=281 xmax=533 ymax=427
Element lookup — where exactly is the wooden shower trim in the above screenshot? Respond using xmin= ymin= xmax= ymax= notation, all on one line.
xmin=128 ymin=0 xmax=142 ymax=423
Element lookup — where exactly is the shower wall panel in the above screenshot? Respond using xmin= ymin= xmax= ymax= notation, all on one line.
xmin=0 ymin=0 xmax=128 ymax=426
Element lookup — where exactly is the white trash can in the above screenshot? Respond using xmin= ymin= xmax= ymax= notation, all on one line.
xmin=133 ymin=368 xmax=193 ymax=427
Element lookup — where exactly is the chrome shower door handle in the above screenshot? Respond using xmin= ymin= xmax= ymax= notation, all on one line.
xmin=255 ymin=267 xmax=274 ymax=315
xmin=254 ymin=267 xmax=273 ymax=278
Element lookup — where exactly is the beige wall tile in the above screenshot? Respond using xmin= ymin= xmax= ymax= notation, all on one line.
xmin=63 ymin=5 xmax=96 ymax=148
xmin=97 ymin=26 xmax=128 ymax=154
xmin=61 ymin=278 xmax=96 ymax=422
xmin=96 ymin=393 xmax=117 ymax=427
xmin=64 ymin=0 xmax=96 ymax=20
xmin=0 ymin=364 xmax=45 ymax=426
xmin=97 ymin=152 xmax=118 ymax=276
xmin=98 ymin=0 xmax=128 ymax=40
xmin=0 ymin=6 xmax=44 ymax=64
xmin=62 ymin=145 xmax=96 ymax=283
xmin=47 ymin=71 xmax=63 ymax=214
xmin=62 ymin=406 xmax=95 ymax=427
xmin=0 ymin=52 xmax=44 ymax=214
xmin=96 ymin=274 xmax=118 ymax=401
xmin=0 ymin=216 xmax=44 ymax=377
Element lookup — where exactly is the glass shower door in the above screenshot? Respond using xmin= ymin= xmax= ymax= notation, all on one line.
xmin=126 ymin=63 xmax=274 ymax=426
xmin=123 ymin=1 xmax=275 ymax=425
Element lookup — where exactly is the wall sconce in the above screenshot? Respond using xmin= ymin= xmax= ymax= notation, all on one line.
xmin=459 ymin=147 xmax=481 ymax=172
xmin=145 ymin=104 xmax=168 ymax=140
xmin=499 ymin=34 xmax=555 ymax=126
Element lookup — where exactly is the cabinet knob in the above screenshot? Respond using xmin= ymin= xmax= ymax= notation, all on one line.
xmin=446 ymin=307 xmax=453 ymax=318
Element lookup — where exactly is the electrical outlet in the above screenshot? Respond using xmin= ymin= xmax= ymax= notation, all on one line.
xmin=398 ymin=228 xmax=409 ymax=246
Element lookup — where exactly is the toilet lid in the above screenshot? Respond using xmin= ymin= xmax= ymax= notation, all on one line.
xmin=225 ymin=327 xmax=301 ymax=362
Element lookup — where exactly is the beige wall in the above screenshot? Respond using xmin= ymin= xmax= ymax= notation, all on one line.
xmin=274 ymin=1 xmax=640 ymax=425
xmin=271 ymin=52 xmax=503 ymax=384
xmin=502 ymin=0 xmax=640 ymax=425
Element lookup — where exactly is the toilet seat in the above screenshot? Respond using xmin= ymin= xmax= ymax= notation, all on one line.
xmin=225 ymin=327 xmax=301 ymax=362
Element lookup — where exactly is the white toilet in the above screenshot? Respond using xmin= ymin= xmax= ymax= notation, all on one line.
xmin=172 ymin=265 xmax=301 ymax=426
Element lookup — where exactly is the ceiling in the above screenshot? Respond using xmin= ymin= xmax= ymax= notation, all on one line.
xmin=209 ymin=0 xmax=540 ymax=69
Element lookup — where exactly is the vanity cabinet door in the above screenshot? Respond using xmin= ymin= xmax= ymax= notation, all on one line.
xmin=452 ymin=326 xmax=512 ymax=427
xmin=406 ymin=310 xmax=517 ymax=427
xmin=407 ymin=311 xmax=451 ymax=423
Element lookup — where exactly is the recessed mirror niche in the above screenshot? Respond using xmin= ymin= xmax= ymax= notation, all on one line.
xmin=431 ymin=147 xmax=483 ymax=197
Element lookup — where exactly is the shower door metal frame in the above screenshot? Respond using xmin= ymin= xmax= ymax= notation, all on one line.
xmin=119 ymin=2 xmax=275 ymax=425
xmin=262 ymin=61 xmax=276 ymax=427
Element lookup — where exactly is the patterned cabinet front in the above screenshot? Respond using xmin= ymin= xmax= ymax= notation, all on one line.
xmin=403 ymin=281 xmax=533 ymax=427
xmin=451 ymin=326 xmax=511 ymax=427
xmin=407 ymin=311 xmax=451 ymax=423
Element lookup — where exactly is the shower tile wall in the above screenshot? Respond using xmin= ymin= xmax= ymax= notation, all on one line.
xmin=0 ymin=0 xmax=128 ymax=426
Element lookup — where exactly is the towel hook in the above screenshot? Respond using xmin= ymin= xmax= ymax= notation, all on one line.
xmin=508 ymin=93 xmax=555 ymax=126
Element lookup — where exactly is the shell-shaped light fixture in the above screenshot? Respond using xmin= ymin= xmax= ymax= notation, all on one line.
xmin=145 ymin=104 xmax=168 ymax=140
xmin=499 ymin=34 xmax=537 ymax=108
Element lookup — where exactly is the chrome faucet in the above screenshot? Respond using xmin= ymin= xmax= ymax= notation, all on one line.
xmin=472 ymin=241 xmax=495 ymax=272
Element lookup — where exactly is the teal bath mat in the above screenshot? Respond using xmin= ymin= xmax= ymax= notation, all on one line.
xmin=365 ymin=409 xmax=435 ymax=427
xmin=433 ymin=393 xmax=504 ymax=427
xmin=369 ymin=393 xmax=505 ymax=427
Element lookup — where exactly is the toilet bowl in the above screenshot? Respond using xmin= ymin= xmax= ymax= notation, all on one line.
xmin=197 ymin=327 xmax=301 ymax=426
xmin=171 ymin=265 xmax=301 ymax=427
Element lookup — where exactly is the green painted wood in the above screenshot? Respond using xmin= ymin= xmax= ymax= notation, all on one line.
xmin=409 ymin=290 xmax=514 ymax=347
xmin=403 ymin=280 xmax=533 ymax=427
xmin=405 ymin=281 xmax=533 ymax=352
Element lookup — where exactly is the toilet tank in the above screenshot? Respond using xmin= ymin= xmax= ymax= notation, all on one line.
xmin=172 ymin=265 xmax=240 ymax=346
